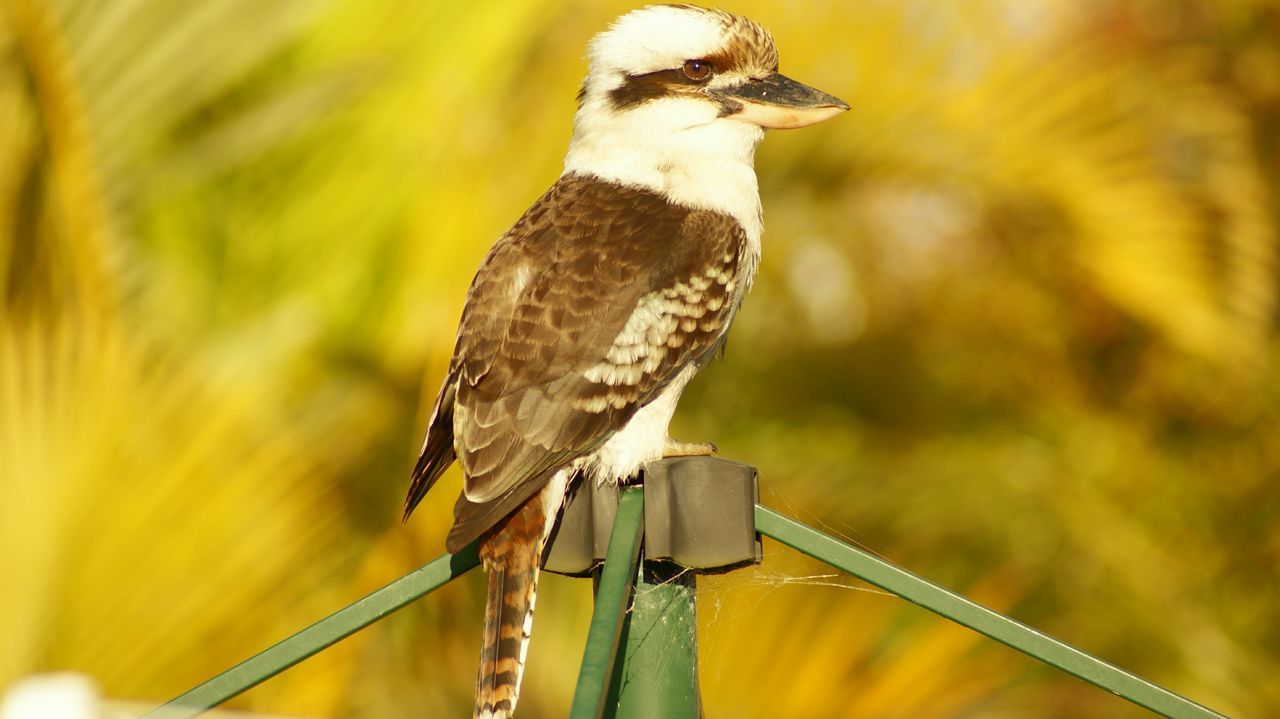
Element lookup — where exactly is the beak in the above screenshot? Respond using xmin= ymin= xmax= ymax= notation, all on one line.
xmin=712 ymin=73 xmax=849 ymax=130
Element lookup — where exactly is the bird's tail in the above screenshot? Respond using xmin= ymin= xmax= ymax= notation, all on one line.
xmin=476 ymin=560 xmax=539 ymax=719
xmin=474 ymin=492 xmax=550 ymax=719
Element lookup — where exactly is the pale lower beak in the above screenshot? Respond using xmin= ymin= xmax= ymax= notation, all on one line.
xmin=713 ymin=73 xmax=849 ymax=130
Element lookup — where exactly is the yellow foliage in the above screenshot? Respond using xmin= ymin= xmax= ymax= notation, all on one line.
xmin=2 ymin=0 xmax=1277 ymax=717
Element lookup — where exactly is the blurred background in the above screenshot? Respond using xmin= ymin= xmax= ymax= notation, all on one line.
xmin=1 ymin=0 xmax=1277 ymax=716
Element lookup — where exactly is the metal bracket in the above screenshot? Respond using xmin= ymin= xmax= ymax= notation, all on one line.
xmin=544 ymin=456 xmax=762 ymax=576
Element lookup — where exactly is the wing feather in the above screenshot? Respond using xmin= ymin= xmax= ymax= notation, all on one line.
xmin=408 ymin=173 xmax=747 ymax=547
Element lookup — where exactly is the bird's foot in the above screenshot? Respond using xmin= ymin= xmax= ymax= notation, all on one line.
xmin=662 ymin=437 xmax=718 ymax=458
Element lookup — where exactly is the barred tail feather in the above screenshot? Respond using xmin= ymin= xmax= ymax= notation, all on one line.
xmin=475 ymin=560 xmax=540 ymax=719
xmin=473 ymin=470 xmax=571 ymax=718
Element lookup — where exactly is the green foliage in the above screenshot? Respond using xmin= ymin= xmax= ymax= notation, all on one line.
xmin=2 ymin=0 xmax=1276 ymax=716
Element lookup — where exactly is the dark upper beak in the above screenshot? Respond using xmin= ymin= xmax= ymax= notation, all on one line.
xmin=712 ymin=73 xmax=849 ymax=129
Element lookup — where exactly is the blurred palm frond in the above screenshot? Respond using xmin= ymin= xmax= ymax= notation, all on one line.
xmin=2 ymin=0 xmax=1277 ymax=717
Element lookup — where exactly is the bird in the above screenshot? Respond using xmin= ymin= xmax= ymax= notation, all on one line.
xmin=402 ymin=5 xmax=846 ymax=717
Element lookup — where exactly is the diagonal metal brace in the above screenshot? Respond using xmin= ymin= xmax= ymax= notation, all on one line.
xmin=140 ymin=544 xmax=480 ymax=719
xmin=755 ymin=505 xmax=1230 ymax=719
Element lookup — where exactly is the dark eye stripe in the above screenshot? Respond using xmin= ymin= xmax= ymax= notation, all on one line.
xmin=607 ymin=67 xmax=706 ymax=110
xmin=600 ymin=42 xmax=774 ymax=112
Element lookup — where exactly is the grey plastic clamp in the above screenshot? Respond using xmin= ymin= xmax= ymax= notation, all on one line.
xmin=543 ymin=456 xmax=762 ymax=576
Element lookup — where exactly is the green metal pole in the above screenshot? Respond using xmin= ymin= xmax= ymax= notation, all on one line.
xmin=611 ymin=561 xmax=700 ymax=719
xmin=143 ymin=542 xmax=480 ymax=719
xmin=755 ymin=505 xmax=1229 ymax=719
xmin=569 ymin=488 xmax=646 ymax=719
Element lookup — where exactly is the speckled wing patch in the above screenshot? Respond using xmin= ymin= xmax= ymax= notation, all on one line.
xmin=575 ymin=232 xmax=738 ymax=412
xmin=417 ymin=173 xmax=746 ymax=552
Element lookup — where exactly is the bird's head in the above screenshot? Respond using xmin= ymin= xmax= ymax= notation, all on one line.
xmin=579 ymin=4 xmax=847 ymax=132
xmin=565 ymin=5 xmax=847 ymax=226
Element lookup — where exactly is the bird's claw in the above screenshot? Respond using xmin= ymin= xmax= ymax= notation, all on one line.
xmin=662 ymin=438 xmax=718 ymax=458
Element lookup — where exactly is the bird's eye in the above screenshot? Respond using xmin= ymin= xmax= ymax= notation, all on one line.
xmin=682 ymin=59 xmax=712 ymax=82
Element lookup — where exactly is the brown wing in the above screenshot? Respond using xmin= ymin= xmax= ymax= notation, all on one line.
xmin=407 ymin=173 xmax=746 ymax=551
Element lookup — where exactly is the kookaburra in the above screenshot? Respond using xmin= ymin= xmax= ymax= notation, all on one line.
xmin=403 ymin=5 xmax=846 ymax=717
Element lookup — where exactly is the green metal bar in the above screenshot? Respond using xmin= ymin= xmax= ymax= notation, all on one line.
xmin=612 ymin=561 xmax=700 ymax=719
xmin=143 ymin=542 xmax=481 ymax=719
xmin=755 ymin=506 xmax=1229 ymax=719
xmin=569 ymin=488 xmax=646 ymax=719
